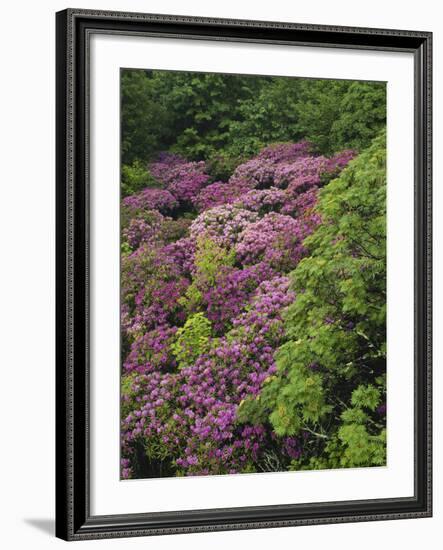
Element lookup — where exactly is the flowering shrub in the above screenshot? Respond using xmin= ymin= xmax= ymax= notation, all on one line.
xmin=194 ymin=180 xmax=252 ymax=211
xmin=256 ymin=141 xmax=313 ymax=162
xmin=121 ymin=276 xmax=295 ymax=476
xmin=232 ymin=143 xmax=356 ymax=193
xmin=122 ymin=211 xmax=192 ymax=252
xmin=231 ymin=141 xmax=313 ymax=188
xmin=149 ymin=153 xmax=210 ymax=205
xmin=120 ymin=140 xmax=363 ymax=478
xmin=122 ymin=188 xmax=178 ymax=214
xmin=162 ymin=237 xmax=196 ymax=277
xmin=189 ymin=205 xmax=258 ymax=247
xmin=124 ymin=325 xmax=178 ymax=375
xmin=203 ymin=262 xmax=274 ymax=333
xmin=235 ymin=212 xmax=313 ymax=271
xmin=149 ymin=152 xmax=185 ymax=179
xmin=121 ymin=245 xmax=189 ymax=339
xmin=121 ymin=211 xmax=165 ymax=250
xmin=233 ymin=187 xmax=287 ymax=214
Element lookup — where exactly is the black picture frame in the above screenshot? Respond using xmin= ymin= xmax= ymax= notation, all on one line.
xmin=55 ymin=8 xmax=432 ymax=541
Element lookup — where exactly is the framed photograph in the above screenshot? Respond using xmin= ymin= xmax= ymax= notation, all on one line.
xmin=55 ymin=8 xmax=432 ymax=541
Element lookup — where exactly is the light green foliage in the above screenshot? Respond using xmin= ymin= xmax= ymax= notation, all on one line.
xmin=240 ymin=131 xmax=387 ymax=469
xmin=120 ymin=240 xmax=132 ymax=257
xmin=337 ymin=425 xmax=386 ymax=467
xmin=194 ymin=237 xmax=236 ymax=286
xmin=121 ymin=372 xmax=138 ymax=418
xmin=180 ymin=237 xmax=236 ymax=311
xmin=351 ymin=384 xmax=380 ymax=411
xmin=121 ymin=160 xmax=162 ymax=197
xmin=334 ymin=381 xmax=386 ymax=466
xmin=171 ymin=313 xmax=212 ymax=368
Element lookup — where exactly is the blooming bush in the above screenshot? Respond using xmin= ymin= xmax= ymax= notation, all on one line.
xmin=149 ymin=153 xmax=210 ymax=205
xmin=121 ymin=245 xmax=189 ymax=339
xmin=189 ymin=205 xmax=258 ymax=247
xmin=194 ymin=180 xmax=251 ymax=211
xmin=203 ymin=262 xmax=274 ymax=333
xmin=124 ymin=325 xmax=178 ymax=375
xmin=121 ymin=211 xmax=165 ymax=250
xmin=235 ymin=212 xmax=312 ymax=271
xmin=122 ymin=188 xmax=178 ymax=214
xmin=234 ymin=187 xmax=287 ymax=214
xmin=120 ymin=139 xmax=366 ymax=478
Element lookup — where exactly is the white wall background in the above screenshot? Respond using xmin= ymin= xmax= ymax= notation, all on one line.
xmin=0 ymin=0 xmax=440 ymax=548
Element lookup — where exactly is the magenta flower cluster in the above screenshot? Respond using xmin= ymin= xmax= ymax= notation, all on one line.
xmin=203 ymin=262 xmax=274 ymax=333
xmin=236 ymin=212 xmax=308 ymax=270
xmin=189 ymin=205 xmax=259 ymax=248
xmin=120 ymin=143 xmax=355 ymax=478
xmin=123 ymin=188 xmax=178 ymax=214
xmin=194 ymin=180 xmax=251 ymax=211
xmin=150 ymin=153 xmax=210 ymax=204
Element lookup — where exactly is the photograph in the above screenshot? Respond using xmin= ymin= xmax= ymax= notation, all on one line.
xmin=119 ymin=69 xmax=388 ymax=480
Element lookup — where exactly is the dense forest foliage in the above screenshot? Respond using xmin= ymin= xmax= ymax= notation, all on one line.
xmin=120 ymin=70 xmax=386 ymax=479
xmin=121 ymin=70 xmax=386 ymax=185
